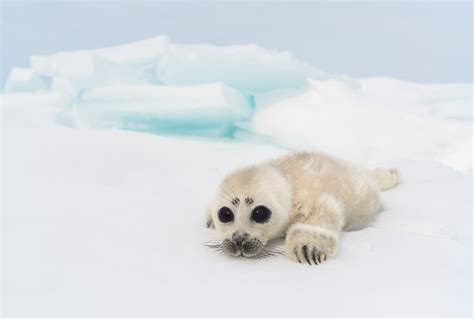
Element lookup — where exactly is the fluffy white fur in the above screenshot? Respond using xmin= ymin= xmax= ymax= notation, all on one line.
xmin=206 ymin=152 xmax=400 ymax=265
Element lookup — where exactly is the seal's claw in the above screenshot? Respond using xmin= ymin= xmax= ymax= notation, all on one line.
xmin=302 ymin=245 xmax=311 ymax=265
xmin=294 ymin=247 xmax=301 ymax=263
xmin=285 ymin=225 xmax=338 ymax=265
xmin=311 ymin=248 xmax=319 ymax=265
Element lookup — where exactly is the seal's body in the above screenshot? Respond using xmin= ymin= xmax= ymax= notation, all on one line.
xmin=206 ymin=152 xmax=400 ymax=265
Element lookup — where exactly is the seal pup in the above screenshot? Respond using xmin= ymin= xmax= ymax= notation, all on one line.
xmin=205 ymin=152 xmax=400 ymax=265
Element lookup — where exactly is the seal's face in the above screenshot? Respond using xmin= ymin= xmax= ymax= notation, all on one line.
xmin=209 ymin=165 xmax=292 ymax=258
xmin=216 ymin=204 xmax=272 ymax=257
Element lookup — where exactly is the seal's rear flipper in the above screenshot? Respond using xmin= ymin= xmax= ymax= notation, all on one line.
xmin=373 ymin=168 xmax=401 ymax=191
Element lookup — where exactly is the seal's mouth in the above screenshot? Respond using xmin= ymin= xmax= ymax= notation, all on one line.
xmin=228 ymin=247 xmax=260 ymax=258
xmin=222 ymin=238 xmax=263 ymax=257
xmin=204 ymin=239 xmax=285 ymax=259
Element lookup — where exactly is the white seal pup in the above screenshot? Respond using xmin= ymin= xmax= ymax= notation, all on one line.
xmin=205 ymin=152 xmax=400 ymax=265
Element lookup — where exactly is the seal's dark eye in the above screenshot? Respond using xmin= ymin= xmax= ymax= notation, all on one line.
xmin=218 ymin=206 xmax=234 ymax=223
xmin=250 ymin=206 xmax=271 ymax=223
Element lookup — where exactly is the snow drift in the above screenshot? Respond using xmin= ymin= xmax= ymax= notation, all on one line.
xmin=251 ymin=78 xmax=472 ymax=172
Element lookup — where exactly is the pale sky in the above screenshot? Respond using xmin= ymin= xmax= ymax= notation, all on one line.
xmin=1 ymin=1 xmax=472 ymax=85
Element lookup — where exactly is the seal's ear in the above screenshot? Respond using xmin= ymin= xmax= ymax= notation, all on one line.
xmin=205 ymin=203 xmax=215 ymax=229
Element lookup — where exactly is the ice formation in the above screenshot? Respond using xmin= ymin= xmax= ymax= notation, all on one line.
xmin=1 ymin=36 xmax=472 ymax=172
xmin=4 ymin=67 xmax=48 ymax=93
xmin=26 ymin=35 xmax=320 ymax=93
xmin=31 ymin=53 xmax=155 ymax=90
xmin=74 ymin=83 xmax=252 ymax=136
xmin=31 ymin=36 xmax=168 ymax=75
xmin=5 ymin=35 xmax=322 ymax=138
xmin=156 ymin=43 xmax=325 ymax=93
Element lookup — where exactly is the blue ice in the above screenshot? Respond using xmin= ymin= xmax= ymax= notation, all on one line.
xmin=74 ymin=83 xmax=253 ymax=138
xmin=3 ymin=36 xmax=319 ymax=137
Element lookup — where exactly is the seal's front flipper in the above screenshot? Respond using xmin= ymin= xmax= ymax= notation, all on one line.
xmin=286 ymin=223 xmax=339 ymax=265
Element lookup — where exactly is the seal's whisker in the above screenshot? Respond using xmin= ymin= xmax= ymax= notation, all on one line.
xmin=265 ymin=246 xmax=286 ymax=253
xmin=223 ymin=180 xmax=238 ymax=199
xmin=267 ymin=249 xmax=285 ymax=255
xmin=206 ymin=245 xmax=222 ymax=251
xmin=261 ymin=247 xmax=285 ymax=257
xmin=254 ymin=250 xmax=273 ymax=259
xmin=219 ymin=188 xmax=235 ymax=202
xmin=204 ymin=237 xmax=284 ymax=260
xmin=203 ymin=239 xmax=222 ymax=245
xmin=217 ymin=193 xmax=233 ymax=203
xmin=203 ymin=238 xmax=221 ymax=243
xmin=203 ymin=239 xmax=224 ymax=252
xmin=219 ymin=248 xmax=229 ymax=256
xmin=206 ymin=245 xmax=222 ymax=250
xmin=220 ymin=185 xmax=234 ymax=200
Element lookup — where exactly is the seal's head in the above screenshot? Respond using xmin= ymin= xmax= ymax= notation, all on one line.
xmin=207 ymin=164 xmax=292 ymax=257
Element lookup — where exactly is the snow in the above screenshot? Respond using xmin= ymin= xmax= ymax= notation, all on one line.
xmin=251 ymin=78 xmax=473 ymax=173
xmin=2 ymin=36 xmax=472 ymax=316
xmin=2 ymin=123 xmax=471 ymax=316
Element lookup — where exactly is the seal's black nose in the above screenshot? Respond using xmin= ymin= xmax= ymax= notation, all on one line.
xmin=232 ymin=232 xmax=249 ymax=247
xmin=234 ymin=236 xmax=245 ymax=246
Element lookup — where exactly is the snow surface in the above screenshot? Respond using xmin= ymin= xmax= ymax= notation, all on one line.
xmin=2 ymin=121 xmax=472 ymax=316
xmin=251 ymin=78 xmax=473 ymax=174
xmin=2 ymin=36 xmax=472 ymax=316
